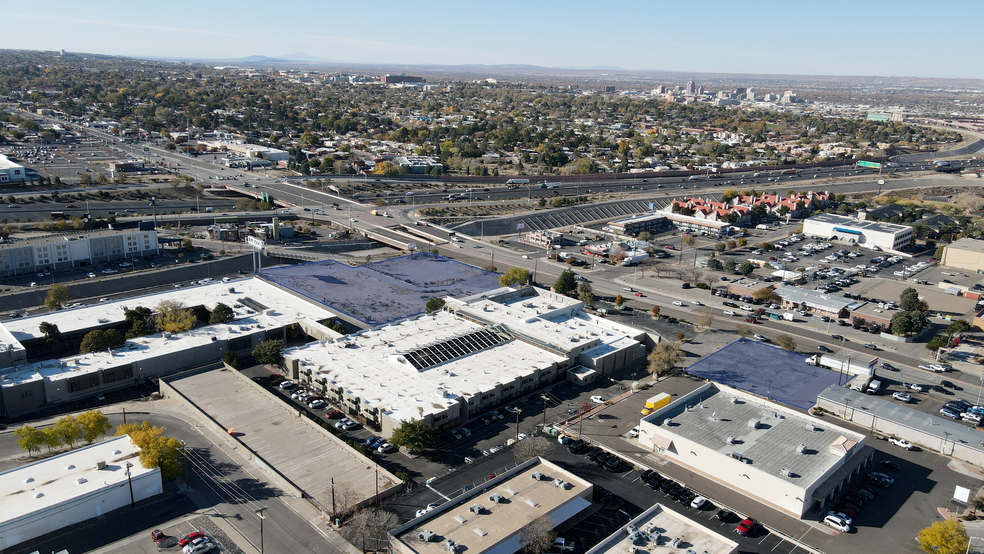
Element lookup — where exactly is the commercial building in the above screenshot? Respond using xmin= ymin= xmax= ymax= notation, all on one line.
xmin=0 ymin=435 xmax=163 ymax=550
xmin=389 ymin=457 xmax=592 ymax=554
xmin=940 ymin=238 xmax=984 ymax=273
xmin=283 ymin=286 xmax=649 ymax=436
xmin=0 ymin=278 xmax=337 ymax=417
xmin=381 ymin=74 xmax=424 ymax=84
xmin=773 ymin=286 xmax=854 ymax=318
xmin=585 ymin=503 xmax=737 ymax=554
xmin=0 ymin=228 xmax=159 ymax=277
xmin=394 ymin=156 xmax=442 ymax=173
xmin=607 ymin=211 xmax=731 ymax=237
xmin=802 ymin=213 xmax=913 ymax=252
xmin=638 ymin=383 xmax=873 ymax=518
xmin=198 ymin=140 xmax=289 ymax=162
xmin=0 ymin=154 xmax=26 ymax=183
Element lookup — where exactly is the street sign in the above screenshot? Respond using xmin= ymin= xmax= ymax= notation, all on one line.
xmin=858 ymin=161 xmax=881 ymax=169
xmin=516 ymin=223 xmax=525 ymax=230
xmin=648 ymin=202 xmax=655 ymax=212
xmin=246 ymin=236 xmax=265 ymax=250
xmin=407 ymin=241 xmax=417 ymax=251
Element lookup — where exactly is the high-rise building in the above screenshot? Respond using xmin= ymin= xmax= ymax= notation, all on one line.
xmin=685 ymin=80 xmax=696 ymax=94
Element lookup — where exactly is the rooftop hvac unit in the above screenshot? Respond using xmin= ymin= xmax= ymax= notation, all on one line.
xmin=805 ymin=423 xmax=817 ymax=431
xmin=489 ymin=494 xmax=504 ymax=503
xmin=779 ymin=468 xmax=791 ymax=477
xmin=663 ymin=418 xmax=673 ymax=426
xmin=796 ymin=443 xmax=807 ymax=454
xmin=731 ymin=396 xmax=739 ymax=404
xmin=725 ymin=436 xmax=736 ymax=445
xmin=553 ymin=478 xmax=566 ymax=488
xmin=95 ymin=460 xmax=107 ymax=470
xmin=468 ymin=504 xmax=484 ymax=514
xmin=418 ymin=530 xmax=437 ymax=542
xmin=531 ymin=472 xmax=545 ymax=481
xmin=748 ymin=418 xmax=761 ymax=429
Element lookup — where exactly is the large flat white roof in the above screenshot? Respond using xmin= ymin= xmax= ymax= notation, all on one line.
xmin=287 ymin=311 xmax=566 ymax=422
xmin=585 ymin=503 xmax=738 ymax=554
xmin=3 ymin=277 xmax=333 ymax=343
xmin=0 ymin=278 xmax=336 ymax=387
xmin=646 ymin=383 xmax=865 ymax=487
xmin=0 ymin=435 xmax=155 ymax=523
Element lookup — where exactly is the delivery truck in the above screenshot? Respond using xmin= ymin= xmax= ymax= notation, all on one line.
xmin=806 ymin=353 xmax=876 ymax=376
xmin=641 ymin=393 xmax=671 ymax=415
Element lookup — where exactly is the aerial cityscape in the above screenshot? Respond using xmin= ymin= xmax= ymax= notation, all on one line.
xmin=2 ymin=3 xmax=984 ymax=554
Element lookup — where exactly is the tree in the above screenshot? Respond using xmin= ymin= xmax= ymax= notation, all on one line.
xmin=651 ymin=305 xmax=660 ymax=318
xmin=698 ymin=308 xmax=714 ymax=330
xmin=115 ymin=421 xmax=184 ymax=481
xmin=752 ymin=288 xmax=778 ymax=303
xmin=927 ymin=336 xmax=948 ymax=351
xmin=209 ymin=302 xmax=234 ymax=324
xmin=155 ymin=299 xmax=196 ymax=333
xmin=44 ymin=284 xmax=72 ymax=311
xmin=723 ymin=258 xmax=737 ymax=273
xmin=39 ymin=321 xmax=61 ymax=343
xmin=638 ymin=231 xmax=654 ymax=242
xmin=899 ymin=287 xmax=921 ymax=312
xmin=682 ymin=235 xmax=696 ymax=249
xmin=223 ymin=350 xmax=240 ymax=369
xmin=946 ymin=319 xmax=971 ymax=337
xmin=646 ymin=341 xmax=684 ymax=378
xmin=79 ymin=329 xmax=126 ymax=353
xmin=738 ymin=260 xmax=755 ymax=276
xmin=515 ymin=436 xmax=552 ymax=461
xmin=714 ymin=242 xmax=726 ymax=253
xmin=40 ymin=427 xmax=63 ymax=453
xmin=615 ymin=294 xmax=624 ymax=308
xmin=77 ymin=410 xmax=113 ymax=445
xmin=737 ymin=237 xmax=748 ymax=247
xmin=553 ymin=268 xmax=577 ymax=296
xmin=777 ymin=334 xmax=796 ymax=352
xmin=577 ymin=283 xmax=596 ymax=306
xmin=14 ymin=425 xmax=44 ymax=457
xmin=890 ymin=311 xmax=916 ymax=336
xmin=342 ymin=509 xmax=399 ymax=552
xmin=54 ymin=415 xmax=85 ymax=449
xmin=425 ymin=297 xmax=446 ymax=313
xmin=124 ymin=306 xmax=154 ymax=338
xmin=735 ymin=323 xmax=752 ymax=338
xmin=252 ymin=339 xmax=284 ymax=365
xmin=917 ymin=519 xmax=968 ymax=554
xmin=388 ymin=419 xmax=438 ymax=452
xmin=519 ymin=515 xmax=557 ymax=554
xmin=500 ymin=267 xmax=532 ymax=287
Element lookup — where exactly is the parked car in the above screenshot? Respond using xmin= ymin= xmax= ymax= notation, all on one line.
xmin=941 ymin=380 xmax=961 ymax=390
xmin=715 ymin=509 xmax=733 ymax=522
xmin=880 ymin=460 xmax=902 ymax=472
xmin=940 ymin=407 xmax=961 ymax=419
xmin=179 ymin=532 xmax=205 ymax=547
xmin=691 ymin=495 xmax=709 ymax=510
xmin=892 ymin=392 xmax=911 ymax=403
xmin=308 ymin=399 xmax=326 ymax=409
xmin=823 ymin=514 xmax=851 ymax=532
xmin=590 ymin=395 xmax=606 ymax=404
xmin=278 ymin=380 xmax=296 ymax=390
xmin=735 ymin=517 xmax=757 ymax=536
xmin=378 ymin=442 xmax=395 ymax=453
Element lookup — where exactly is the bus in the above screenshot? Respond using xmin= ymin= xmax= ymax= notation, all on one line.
xmin=50 ymin=211 xmax=67 ymax=220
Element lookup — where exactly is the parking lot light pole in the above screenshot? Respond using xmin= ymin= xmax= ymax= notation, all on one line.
xmin=515 ymin=408 xmax=522 ymax=441
xmin=256 ymin=507 xmax=267 ymax=554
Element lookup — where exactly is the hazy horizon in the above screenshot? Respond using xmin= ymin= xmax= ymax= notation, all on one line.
xmin=2 ymin=0 xmax=982 ymax=80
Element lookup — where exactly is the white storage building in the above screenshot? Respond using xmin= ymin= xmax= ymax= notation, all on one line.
xmin=802 ymin=213 xmax=913 ymax=252
xmin=0 ymin=435 xmax=163 ymax=550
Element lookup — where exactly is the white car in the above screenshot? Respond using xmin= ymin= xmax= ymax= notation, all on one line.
xmin=308 ymin=399 xmax=326 ymax=409
xmin=828 ymin=511 xmax=853 ymax=525
xmin=377 ymin=442 xmax=395 ymax=453
xmin=889 ymin=437 xmax=914 ymax=450
xmin=278 ymin=380 xmax=296 ymax=390
xmin=672 ymin=301 xmax=684 ymax=306
xmin=723 ymin=310 xmax=736 ymax=316
xmin=415 ymin=503 xmax=440 ymax=518
xmin=740 ymin=305 xmax=753 ymax=311
xmin=893 ymin=392 xmax=911 ymax=403
xmin=628 ymin=426 xmax=641 ymax=438
xmin=590 ymin=395 xmax=606 ymax=404
xmin=87 ymin=272 xmax=97 ymax=278
xmin=690 ymin=495 xmax=708 ymax=509
xmin=753 ymin=334 xmax=768 ymax=342
xmin=823 ymin=514 xmax=851 ymax=532
xmin=690 ymin=300 xmax=702 ymax=306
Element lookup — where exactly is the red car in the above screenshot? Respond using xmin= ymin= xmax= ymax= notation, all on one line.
xmin=325 ymin=409 xmax=344 ymax=419
xmin=179 ymin=532 xmax=205 ymax=546
xmin=151 ymin=530 xmax=166 ymax=544
xmin=744 ymin=317 xmax=757 ymax=323
xmin=633 ymin=292 xmax=643 ymax=297
xmin=65 ymin=204 xmax=78 ymax=208
xmin=735 ymin=517 xmax=757 ymax=536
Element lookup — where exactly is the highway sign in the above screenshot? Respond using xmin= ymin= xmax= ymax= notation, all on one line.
xmin=246 ymin=236 xmax=266 ymax=250
xmin=858 ymin=161 xmax=881 ymax=169
xmin=516 ymin=223 xmax=525 ymax=230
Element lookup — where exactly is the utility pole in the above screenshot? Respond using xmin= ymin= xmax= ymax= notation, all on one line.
xmin=256 ymin=507 xmax=268 ymax=554
xmin=124 ymin=462 xmax=135 ymax=508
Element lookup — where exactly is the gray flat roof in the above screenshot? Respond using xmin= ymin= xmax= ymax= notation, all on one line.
xmin=946 ymin=237 xmax=984 ymax=255
xmin=818 ymin=386 xmax=984 ymax=453
xmin=808 ymin=213 xmax=911 ymax=235
xmin=652 ymin=384 xmax=864 ymax=486
xmin=775 ymin=285 xmax=854 ymax=312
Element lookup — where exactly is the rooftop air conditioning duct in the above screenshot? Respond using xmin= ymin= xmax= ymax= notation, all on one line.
xmin=531 ymin=472 xmax=545 ymax=481
xmin=796 ymin=443 xmax=807 ymax=454
xmin=489 ymin=494 xmax=504 ymax=503
xmin=663 ymin=418 xmax=673 ymax=426
xmin=748 ymin=418 xmax=761 ymax=429
xmin=779 ymin=468 xmax=791 ymax=477
xmin=725 ymin=436 xmax=736 ymax=445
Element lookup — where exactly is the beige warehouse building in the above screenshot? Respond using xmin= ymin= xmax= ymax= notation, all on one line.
xmin=940 ymin=237 xmax=984 ymax=273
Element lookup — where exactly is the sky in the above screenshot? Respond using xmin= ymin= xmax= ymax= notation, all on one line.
xmin=2 ymin=0 xmax=982 ymax=80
